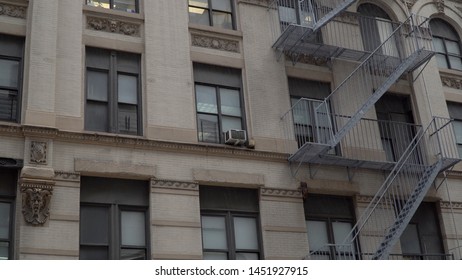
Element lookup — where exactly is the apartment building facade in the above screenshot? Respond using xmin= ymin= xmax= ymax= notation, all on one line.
xmin=1 ymin=0 xmax=462 ymax=260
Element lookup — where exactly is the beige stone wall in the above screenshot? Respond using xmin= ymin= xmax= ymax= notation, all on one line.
xmin=2 ymin=0 xmax=462 ymax=260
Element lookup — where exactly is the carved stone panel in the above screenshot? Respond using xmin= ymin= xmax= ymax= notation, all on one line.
xmin=21 ymin=180 xmax=54 ymax=226
xmin=441 ymin=75 xmax=462 ymax=90
xmin=435 ymin=0 xmax=445 ymax=13
xmin=30 ymin=141 xmax=47 ymax=164
xmin=0 ymin=3 xmax=27 ymax=19
xmin=87 ymin=16 xmax=140 ymax=37
xmin=191 ymin=34 xmax=240 ymax=53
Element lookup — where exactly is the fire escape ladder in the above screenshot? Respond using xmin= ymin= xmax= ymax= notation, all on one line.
xmin=373 ymin=160 xmax=443 ymax=259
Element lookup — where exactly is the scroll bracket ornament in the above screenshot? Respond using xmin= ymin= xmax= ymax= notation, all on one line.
xmin=20 ymin=179 xmax=54 ymax=226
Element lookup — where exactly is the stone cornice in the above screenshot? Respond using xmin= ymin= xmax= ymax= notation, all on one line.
xmin=260 ymin=188 xmax=302 ymax=198
xmin=0 ymin=2 xmax=27 ymax=19
xmin=151 ymin=179 xmax=199 ymax=191
xmin=0 ymin=124 xmax=288 ymax=162
xmin=237 ymin=0 xmax=270 ymax=8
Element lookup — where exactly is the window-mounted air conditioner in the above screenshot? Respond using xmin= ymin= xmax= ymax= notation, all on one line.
xmin=224 ymin=129 xmax=247 ymax=146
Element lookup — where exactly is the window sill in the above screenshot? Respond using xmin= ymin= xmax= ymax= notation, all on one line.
xmin=439 ymin=67 xmax=462 ymax=77
xmin=83 ymin=5 xmax=144 ymax=21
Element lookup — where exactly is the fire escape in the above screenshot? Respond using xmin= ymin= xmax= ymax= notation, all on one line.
xmin=272 ymin=0 xmax=461 ymax=259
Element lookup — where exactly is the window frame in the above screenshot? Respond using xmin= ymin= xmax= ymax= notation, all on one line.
xmin=0 ymin=35 xmax=24 ymax=123
xmin=0 ymin=169 xmax=18 ymax=260
xmin=79 ymin=202 xmax=149 ymax=260
xmin=84 ymin=47 xmax=142 ymax=136
xmin=304 ymin=195 xmax=359 ymax=260
xmin=86 ymin=0 xmax=139 ymax=13
xmin=201 ymin=210 xmax=262 ymax=260
xmin=188 ymin=0 xmax=236 ymax=30
xmin=430 ymin=19 xmax=462 ymax=71
xmin=195 ymin=82 xmax=245 ymax=144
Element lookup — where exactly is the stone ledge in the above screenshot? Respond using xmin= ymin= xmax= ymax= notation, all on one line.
xmin=193 ymin=168 xmax=264 ymax=188
xmin=75 ymin=158 xmax=156 ymax=179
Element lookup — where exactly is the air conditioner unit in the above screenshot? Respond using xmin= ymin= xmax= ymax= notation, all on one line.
xmin=224 ymin=129 xmax=247 ymax=146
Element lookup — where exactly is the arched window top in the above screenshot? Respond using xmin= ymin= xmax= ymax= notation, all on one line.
xmin=430 ymin=18 xmax=459 ymax=41
xmin=357 ymin=3 xmax=391 ymax=20
xmin=430 ymin=18 xmax=462 ymax=71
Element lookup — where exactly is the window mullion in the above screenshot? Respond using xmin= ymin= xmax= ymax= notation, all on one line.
xmin=216 ymin=86 xmax=224 ymax=143
xmin=227 ymin=212 xmax=236 ymax=260
xmin=208 ymin=0 xmax=213 ymax=26
xmin=109 ymin=52 xmax=117 ymax=133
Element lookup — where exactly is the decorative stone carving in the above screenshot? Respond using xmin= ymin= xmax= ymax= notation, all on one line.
xmin=0 ymin=3 xmax=27 ymax=19
xmin=0 ymin=157 xmax=23 ymax=168
xmin=87 ymin=16 xmax=140 ymax=37
xmin=440 ymin=201 xmax=462 ymax=210
xmin=295 ymin=53 xmax=329 ymax=66
xmin=152 ymin=179 xmax=199 ymax=190
xmin=191 ymin=34 xmax=240 ymax=53
xmin=54 ymin=171 xmax=80 ymax=181
xmin=30 ymin=141 xmax=47 ymax=164
xmin=434 ymin=0 xmax=445 ymax=13
xmin=21 ymin=180 xmax=54 ymax=225
xmin=441 ymin=75 xmax=462 ymax=90
xmin=337 ymin=12 xmax=359 ymax=25
xmin=400 ymin=0 xmax=418 ymax=9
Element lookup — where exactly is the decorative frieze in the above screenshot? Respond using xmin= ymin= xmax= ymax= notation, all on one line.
xmin=54 ymin=171 xmax=81 ymax=182
xmin=151 ymin=179 xmax=199 ymax=191
xmin=294 ymin=54 xmax=329 ymax=66
xmin=30 ymin=141 xmax=47 ymax=165
xmin=336 ymin=12 xmax=359 ymax=25
xmin=0 ymin=157 xmax=23 ymax=168
xmin=20 ymin=179 xmax=55 ymax=226
xmin=87 ymin=16 xmax=140 ymax=37
xmin=238 ymin=0 xmax=270 ymax=7
xmin=441 ymin=75 xmax=462 ymax=90
xmin=191 ymin=34 xmax=240 ymax=53
xmin=440 ymin=201 xmax=462 ymax=210
xmin=260 ymin=188 xmax=302 ymax=198
xmin=0 ymin=2 xmax=27 ymax=19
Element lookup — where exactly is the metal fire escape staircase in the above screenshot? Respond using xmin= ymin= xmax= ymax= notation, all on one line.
xmin=273 ymin=1 xmax=460 ymax=259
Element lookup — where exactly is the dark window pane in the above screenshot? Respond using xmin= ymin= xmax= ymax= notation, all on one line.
xmin=0 ymin=241 xmax=8 ymax=260
xmin=120 ymin=248 xmax=146 ymax=260
xmin=87 ymin=0 xmax=110 ymax=9
xmin=197 ymin=114 xmax=219 ymax=143
xmin=432 ymin=37 xmax=445 ymax=53
xmin=0 ymin=59 xmax=19 ymax=88
xmin=212 ymin=12 xmax=233 ymax=29
xmin=435 ymin=54 xmax=449 ymax=68
xmin=118 ymin=104 xmax=138 ymax=134
xmin=80 ymin=206 xmax=109 ymax=245
xmin=196 ymin=85 xmax=218 ymax=114
xmin=121 ymin=211 xmax=145 ymax=247
xmin=200 ymin=187 xmax=259 ymax=212
xmin=446 ymin=40 xmax=461 ymax=55
xmin=0 ymin=89 xmax=17 ymax=121
xmin=80 ymin=245 xmax=109 ymax=260
xmin=0 ymin=203 xmax=10 ymax=239
xmin=189 ymin=0 xmax=208 ymax=8
xmin=306 ymin=220 xmax=329 ymax=252
xmin=87 ymin=70 xmax=108 ymax=102
xmin=211 ymin=0 xmax=231 ymax=12
xmin=118 ymin=74 xmax=137 ymax=104
xmin=236 ymin=253 xmax=258 ymax=260
xmin=189 ymin=8 xmax=211 ymax=26
xmin=85 ymin=102 xmax=109 ymax=132
xmin=114 ymin=0 xmax=137 ymax=12
xmin=400 ymin=224 xmax=422 ymax=255
xmin=203 ymin=252 xmax=228 ymax=260
xmin=449 ymin=56 xmax=462 ymax=71
xmin=201 ymin=216 xmax=227 ymax=250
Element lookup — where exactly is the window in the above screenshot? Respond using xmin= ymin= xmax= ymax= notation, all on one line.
xmin=288 ymin=78 xmax=335 ymax=152
xmin=188 ymin=0 xmax=235 ymax=30
xmin=0 ymin=34 xmax=24 ymax=123
xmin=85 ymin=47 xmax=142 ymax=135
xmin=200 ymin=186 xmax=261 ymax=260
xmin=193 ymin=63 xmax=245 ymax=144
xmin=86 ymin=0 xmax=138 ymax=13
xmin=304 ymin=195 xmax=358 ymax=260
xmin=447 ymin=102 xmax=462 ymax=157
xmin=400 ymin=202 xmax=446 ymax=259
xmin=375 ymin=94 xmax=415 ymax=162
xmin=0 ymin=169 xmax=18 ymax=260
xmin=357 ymin=3 xmax=400 ymax=57
xmin=430 ymin=19 xmax=462 ymax=71
xmin=80 ymin=177 xmax=149 ymax=260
